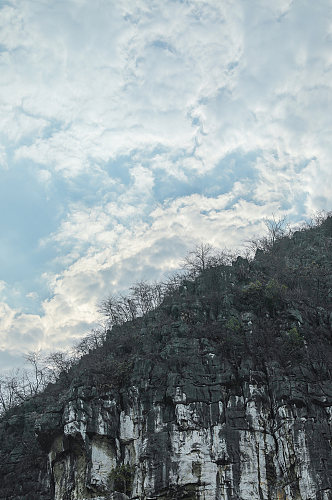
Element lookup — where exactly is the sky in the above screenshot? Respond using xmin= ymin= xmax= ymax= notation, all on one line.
xmin=0 ymin=0 xmax=331 ymax=370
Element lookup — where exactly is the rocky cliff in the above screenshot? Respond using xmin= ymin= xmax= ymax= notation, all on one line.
xmin=0 ymin=217 xmax=331 ymax=499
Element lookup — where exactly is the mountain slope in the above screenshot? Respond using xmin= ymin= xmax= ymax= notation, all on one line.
xmin=0 ymin=217 xmax=331 ymax=500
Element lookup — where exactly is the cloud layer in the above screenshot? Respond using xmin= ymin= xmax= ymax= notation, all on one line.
xmin=0 ymin=0 xmax=331 ymax=364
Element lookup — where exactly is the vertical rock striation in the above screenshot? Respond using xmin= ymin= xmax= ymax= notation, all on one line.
xmin=35 ymin=338 xmax=331 ymax=500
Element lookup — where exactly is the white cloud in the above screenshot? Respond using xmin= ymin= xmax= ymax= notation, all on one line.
xmin=1 ymin=0 xmax=241 ymax=175
xmin=0 ymin=183 xmax=287 ymax=356
xmin=0 ymin=281 xmax=7 ymax=294
xmin=0 ymin=0 xmax=331 ymax=364
xmin=2 ymin=0 xmax=331 ymax=203
xmin=0 ymin=145 xmax=8 ymax=169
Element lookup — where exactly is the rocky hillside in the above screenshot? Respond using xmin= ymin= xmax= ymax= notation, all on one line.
xmin=0 ymin=217 xmax=331 ymax=500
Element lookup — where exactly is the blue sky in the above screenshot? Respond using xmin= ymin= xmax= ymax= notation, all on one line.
xmin=0 ymin=0 xmax=331 ymax=369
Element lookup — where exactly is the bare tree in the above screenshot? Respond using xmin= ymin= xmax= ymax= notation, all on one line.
xmin=74 ymin=329 xmax=106 ymax=356
xmin=265 ymin=215 xmax=289 ymax=246
xmin=130 ymin=281 xmax=164 ymax=316
xmin=99 ymin=295 xmax=126 ymax=326
xmin=247 ymin=215 xmax=289 ymax=254
xmin=23 ymin=351 xmax=48 ymax=395
xmin=0 ymin=351 xmax=54 ymax=415
xmin=0 ymin=370 xmax=23 ymax=413
xmin=182 ymin=243 xmax=231 ymax=277
xmin=182 ymin=243 xmax=214 ymax=276
xmin=100 ymin=281 xmax=168 ymax=328
xmin=46 ymin=350 xmax=76 ymax=381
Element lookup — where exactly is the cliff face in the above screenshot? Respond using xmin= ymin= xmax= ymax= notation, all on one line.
xmin=0 ymin=218 xmax=331 ymax=499
xmin=40 ymin=342 xmax=331 ymax=500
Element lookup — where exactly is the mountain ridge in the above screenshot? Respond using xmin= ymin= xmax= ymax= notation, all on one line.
xmin=0 ymin=216 xmax=331 ymax=499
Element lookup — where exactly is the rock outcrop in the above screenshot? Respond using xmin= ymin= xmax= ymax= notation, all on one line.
xmin=0 ymin=217 xmax=331 ymax=499
xmin=38 ymin=344 xmax=331 ymax=500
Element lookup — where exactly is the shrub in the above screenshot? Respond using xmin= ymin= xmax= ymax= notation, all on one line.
xmin=285 ymin=327 xmax=303 ymax=346
xmin=241 ymin=280 xmax=264 ymax=312
xmin=264 ymin=279 xmax=287 ymax=315
xmin=108 ymin=464 xmax=134 ymax=496
xmin=225 ymin=316 xmax=242 ymax=332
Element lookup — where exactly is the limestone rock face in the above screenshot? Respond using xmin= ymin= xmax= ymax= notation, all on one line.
xmin=34 ymin=338 xmax=330 ymax=500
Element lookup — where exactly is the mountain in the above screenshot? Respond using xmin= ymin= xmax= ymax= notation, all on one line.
xmin=0 ymin=217 xmax=331 ymax=500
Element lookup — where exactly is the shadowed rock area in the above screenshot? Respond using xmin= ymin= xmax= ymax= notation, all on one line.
xmin=0 ymin=217 xmax=331 ymax=499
